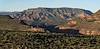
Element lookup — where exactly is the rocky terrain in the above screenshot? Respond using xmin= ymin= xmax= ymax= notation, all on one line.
xmin=9 ymin=7 xmax=92 ymax=25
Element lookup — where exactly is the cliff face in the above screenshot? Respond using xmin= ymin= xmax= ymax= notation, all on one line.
xmin=10 ymin=7 xmax=93 ymax=25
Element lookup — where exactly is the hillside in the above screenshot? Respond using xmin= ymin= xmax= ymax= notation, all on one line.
xmin=0 ymin=15 xmax=29 ymax=31
xmin=56 ymin=9 xmax=100 ymax=35
xmin=77 ymin=9 xmax=100 ymax=35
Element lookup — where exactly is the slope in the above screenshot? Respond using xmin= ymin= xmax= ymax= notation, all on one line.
xmin=0 ymin=15 xmax=29 ymax=31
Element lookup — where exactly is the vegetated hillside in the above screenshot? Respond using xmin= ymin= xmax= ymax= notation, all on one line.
xmin=0 ymin=30 xmax=100 ymax=49
xmin=0 ymin=15 xmax=29 ymax=31
xmin=11 ymin=7 xmax=92 ymax=25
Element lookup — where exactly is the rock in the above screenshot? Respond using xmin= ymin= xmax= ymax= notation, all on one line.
xmin=67 ymin=20 xmax=77 ymax=27
xmin=27 ymin=28 xmax=45 ymax=32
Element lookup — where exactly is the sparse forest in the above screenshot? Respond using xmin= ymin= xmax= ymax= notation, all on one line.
xmin=0 ymin=30 xmax=100 ymax=49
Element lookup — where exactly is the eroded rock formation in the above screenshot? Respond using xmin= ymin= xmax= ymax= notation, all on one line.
xmin=10 ymin=7 xmax=92 ymax=25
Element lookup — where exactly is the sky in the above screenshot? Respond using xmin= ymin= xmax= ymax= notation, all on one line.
xmin=0 ymin=0 xmax=100 ymax=12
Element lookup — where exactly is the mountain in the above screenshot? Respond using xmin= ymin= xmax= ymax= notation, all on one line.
xmin=2 ymin=7 xmax=100 ymax=35
xmin=10 ymin=7 xmax=93 ymax=26
xmin=0 ymin=12 xmax=12 ymax=15
xmin=0 ymin=12 xmax=20 ymax=16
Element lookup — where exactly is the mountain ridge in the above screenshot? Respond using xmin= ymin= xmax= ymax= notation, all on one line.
xmin=9 ymin=7 xmax=93 ymax=26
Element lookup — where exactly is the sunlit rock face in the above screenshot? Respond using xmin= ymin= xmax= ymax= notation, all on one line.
xmin=10 ymin=7 xmax=93 ymax=25
xmin=79 ymin=29 xmax=100 ymax=35
xmin=67 ymin=20 xmax=77 ymax=27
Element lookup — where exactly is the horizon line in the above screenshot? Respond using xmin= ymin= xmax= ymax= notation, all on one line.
xmin=0 ymin=7 xmax=99 ymax=13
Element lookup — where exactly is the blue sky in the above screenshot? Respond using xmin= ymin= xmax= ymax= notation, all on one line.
xmin=0 ymin=0 xmax=100 ymax=12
